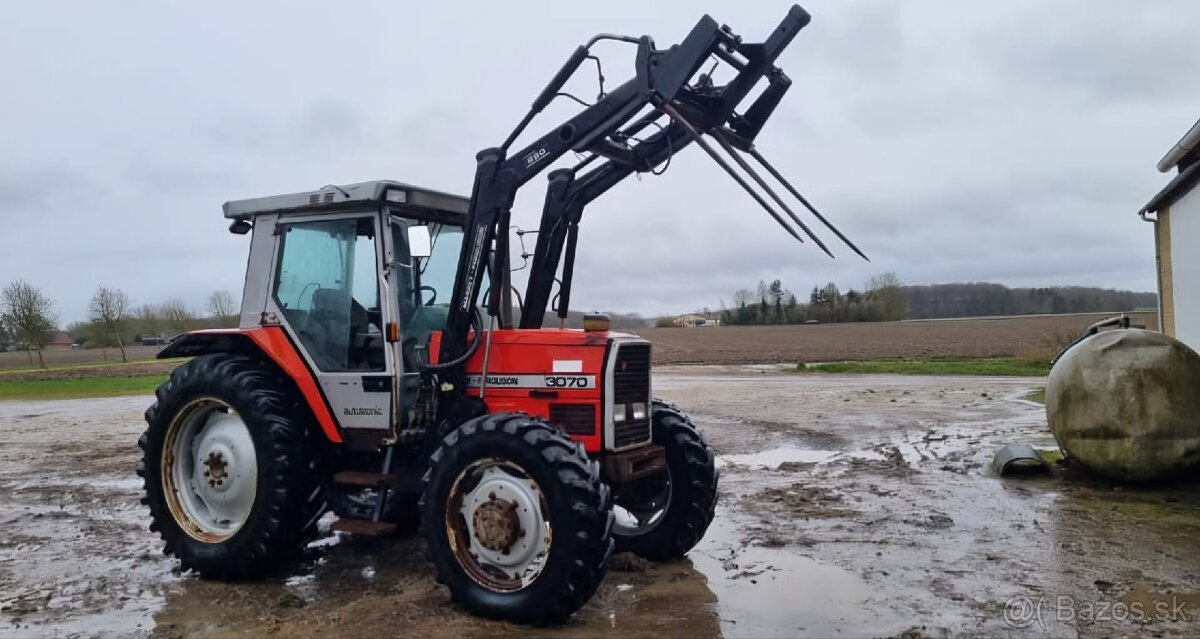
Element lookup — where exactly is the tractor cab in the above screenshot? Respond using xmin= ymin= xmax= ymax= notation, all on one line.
xmin=219 ymin=181 xmax=484 ymax=432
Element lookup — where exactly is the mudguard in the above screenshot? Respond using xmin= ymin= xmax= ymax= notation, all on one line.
xmin=158 ymin=328 xmax=342 ymax=443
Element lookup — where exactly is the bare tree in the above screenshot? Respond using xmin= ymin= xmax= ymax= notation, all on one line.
xmin=1 ymin=279 xmax=57 ymax=368
xmin=206 ymin=290 xmax=239 ymax=328
xmin=161 ymin=298 xmax=194 ymax=335
xmin=90 ymin=286 xmax=131 ymax=363
xmin=866 ymin=272 xmax=907 ymax=321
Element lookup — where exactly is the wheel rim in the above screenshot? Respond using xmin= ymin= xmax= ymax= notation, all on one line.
xmin=613 ymin=466 xmax=672 ymax=537
xmin=446 ymin=458 xmax=552 ymax=592
xmin=161 ymin=398 xmax=257 ymax=543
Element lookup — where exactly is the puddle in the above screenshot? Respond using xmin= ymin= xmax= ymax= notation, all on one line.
xmin=690 ymin=517 xmax=897 ymax=637
xmin=719 ymin=447 xmax=890 ymax=471
xmin=719 ymin=448 xmax=837 ymax=469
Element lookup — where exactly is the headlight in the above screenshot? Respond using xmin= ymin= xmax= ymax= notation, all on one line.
xmin=631 ymin=402 xmax=647 ymax=421
xmin=613 ymin=406 xmax=627 ymax=423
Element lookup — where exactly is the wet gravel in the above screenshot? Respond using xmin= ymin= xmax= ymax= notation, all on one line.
xmin=2 ymin=366 xmax=1199 ymax=638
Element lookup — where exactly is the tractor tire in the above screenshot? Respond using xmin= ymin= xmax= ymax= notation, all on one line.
xmin=138 ymin=353 xmax=327 ymax=581
xmin=420 ymin=412 xmax=614 ymax=624
xmin=612 ymin=400 xmax=718 ymax=561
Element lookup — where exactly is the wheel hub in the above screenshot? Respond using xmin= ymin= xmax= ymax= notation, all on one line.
xmin=472 ymin=497 xmax=520 ymax=552
xmin=450 ymin=462 xmax=551 ymax=590
xmin=203 ymin=449 xmax=230 ymax=487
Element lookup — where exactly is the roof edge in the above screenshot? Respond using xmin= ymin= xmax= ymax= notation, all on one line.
xmin=1140 ymin=160 xmax=1200 ymax=216
xmin=1157 ymin=117 xmax=1200 ymax=173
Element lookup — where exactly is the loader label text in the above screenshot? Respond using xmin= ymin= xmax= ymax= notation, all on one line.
xmin=524 ymin=147 xmax=549 ymax=167
xmin=465 ymin=374 xmax=596 ymax=389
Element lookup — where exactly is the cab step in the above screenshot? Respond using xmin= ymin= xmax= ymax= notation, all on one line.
xmin=330 ymin=518 xmax=398 ymax=537
xmin=332 ymin=471 xmax=398 ymax=487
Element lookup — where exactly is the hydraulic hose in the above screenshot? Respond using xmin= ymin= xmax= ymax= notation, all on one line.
xmin=418 ymin=306 xmax=485 ymax=372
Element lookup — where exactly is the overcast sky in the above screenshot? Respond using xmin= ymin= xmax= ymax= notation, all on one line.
xmin=3 ymin=0 xmax=1198 ymax=324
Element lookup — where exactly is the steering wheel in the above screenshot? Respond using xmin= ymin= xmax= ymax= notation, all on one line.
xmin=419 ymin=285 xmax=437 ymax=306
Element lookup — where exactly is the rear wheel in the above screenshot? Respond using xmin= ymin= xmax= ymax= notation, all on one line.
xmin=612 ymin=401 xmax=717 ymax=561
xmin=420 ymin=413 xmax=613 ymax=624
xmin=138 ymin=354 xmax=326 ymax=580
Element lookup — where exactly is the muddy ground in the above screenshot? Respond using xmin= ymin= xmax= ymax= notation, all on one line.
xmin=2 ymin=366 xmax=1199 ymax=638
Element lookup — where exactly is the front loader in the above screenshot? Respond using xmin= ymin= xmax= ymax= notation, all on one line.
xmin=137 ymin=4 xmax=864 ymax=623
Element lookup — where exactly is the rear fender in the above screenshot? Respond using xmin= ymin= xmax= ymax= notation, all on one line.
xmin=158 ymin=328 xmax=342 ymax=443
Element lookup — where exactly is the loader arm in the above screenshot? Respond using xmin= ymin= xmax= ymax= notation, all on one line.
xmin=439 ymin=4 xmax=864 ymax=414
xmin=520 ymin=69 xmax=793 ymax=328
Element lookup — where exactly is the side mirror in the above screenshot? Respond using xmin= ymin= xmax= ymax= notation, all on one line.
xmin=408 ymin=225 xmax=432 ymax=258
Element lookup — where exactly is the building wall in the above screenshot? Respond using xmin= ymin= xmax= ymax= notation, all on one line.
xmin=1170 ymin=185 xmax=1200 ymax=350
xmin=1157 ymin=207 xmax=1174 ymax=336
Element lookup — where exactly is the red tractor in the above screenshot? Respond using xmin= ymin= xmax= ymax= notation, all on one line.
xmin=137 ymin=4 xmax=863 ymax=623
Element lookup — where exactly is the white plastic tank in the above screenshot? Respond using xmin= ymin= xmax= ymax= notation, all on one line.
xmin=1046 ymin=328 xmax=1200 ymax=481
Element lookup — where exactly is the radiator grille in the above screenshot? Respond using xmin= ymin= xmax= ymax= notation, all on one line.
xmin=549 ymin=403 xmax=596 ymax=436
xmin=613 ymin=343 xmax=651 ymax=404
xmin=611 ymin=343 xmax=651 ymax=448
xmin=614 ymin=416 xmax=651 ymax=449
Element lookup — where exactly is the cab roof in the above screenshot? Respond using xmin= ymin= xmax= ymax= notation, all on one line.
xmin=222 ymin=180 xmax=469 ymax=221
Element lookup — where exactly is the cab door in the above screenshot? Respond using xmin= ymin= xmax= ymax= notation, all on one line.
xmin=267 ymin=212 xmax=395 ymax=430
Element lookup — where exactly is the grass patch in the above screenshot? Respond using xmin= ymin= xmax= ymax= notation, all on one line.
xmin=0 ymin=375 xmax=167 ymax=401
xmin=1022 ymin=387 xmax=1047 ymax=404
xmin=796 ymin=357 xmax=1050 ymax=377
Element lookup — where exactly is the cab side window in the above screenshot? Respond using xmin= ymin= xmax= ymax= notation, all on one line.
xmin=274 ymin=217 xmax=384 ymax=371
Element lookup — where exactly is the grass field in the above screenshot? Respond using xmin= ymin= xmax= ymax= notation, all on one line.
xmin=0 ymin=375 xmax=166 ymax=401
xmin=795 ymin=357 xmax=1051 ymax=376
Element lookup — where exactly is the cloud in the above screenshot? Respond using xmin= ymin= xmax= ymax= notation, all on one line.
xmin=0 ymin=0 xmax=1192 ymax=325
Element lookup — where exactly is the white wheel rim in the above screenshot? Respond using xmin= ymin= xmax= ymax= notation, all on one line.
xmin=447 ymin=459 xmax=551 ymax=592
xmin=613 ymin=466 xmax=671 ymax=536
xmin=162 ymin=398 xmax=257 ymax=542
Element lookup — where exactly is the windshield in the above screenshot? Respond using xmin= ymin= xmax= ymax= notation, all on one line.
xmin=389 ymin=218 xmax=486 ymax=348
xmin=418 ymin=222 xmax=463 ymax=307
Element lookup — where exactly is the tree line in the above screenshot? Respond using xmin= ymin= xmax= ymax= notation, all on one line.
xmin=708 ymin=276 xmax=1157 ymax=327
xmin=719 ymin=273 xmax=908 ymax=326
xmin=0 ymin=279 xmax=239 ymax=367
xmin=903 ymin=283 xmax=1157 ymax=319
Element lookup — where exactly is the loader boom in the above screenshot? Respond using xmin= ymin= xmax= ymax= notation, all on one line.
xmin=439 ymin=4 xmax=863 ymax=409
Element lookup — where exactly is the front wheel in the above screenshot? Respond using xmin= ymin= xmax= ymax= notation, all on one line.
xmin=612 ymin=401 xmax=718 ymax=561
xmin=420 ymin=413 xmax=613 ymax=624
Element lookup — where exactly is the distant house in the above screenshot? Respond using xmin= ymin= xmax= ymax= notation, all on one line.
xmin=673 ymin=313 xmax=721 ymax=327
xmin=1140 ymin=117 xmax=1200 ymax=351
xmin=44 ymin=330 xmax=74 ymax=350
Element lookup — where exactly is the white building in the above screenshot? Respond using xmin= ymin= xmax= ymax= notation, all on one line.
xmin=1140 ymin=117 xmax=1200 ymax=351
xmin=673 ymin=313 xmax=721 ymax=327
